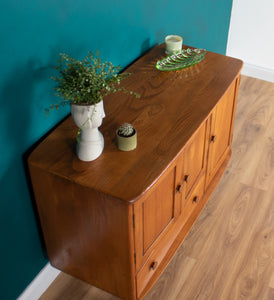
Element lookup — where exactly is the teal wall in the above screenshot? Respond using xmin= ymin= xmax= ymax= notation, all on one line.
xmin=0 ymin=1 xmax=232 ymax=299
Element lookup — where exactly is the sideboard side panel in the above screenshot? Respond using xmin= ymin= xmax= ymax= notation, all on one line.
xmin=29 ymin=165 xmax=135 ymax=300
xmin=229 ymin=76 xmax=241 ymax=145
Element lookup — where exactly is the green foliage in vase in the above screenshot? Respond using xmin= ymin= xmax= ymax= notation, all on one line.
xmin=118 ymin=123 xmax=135 ymax=137
xmin=46 ymin=51 xmax=140 ymax=115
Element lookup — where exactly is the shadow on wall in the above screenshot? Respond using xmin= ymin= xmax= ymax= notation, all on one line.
xmin=0 ymin=39 xmax=161 ymax=264
xmin=141 ymin=38 xmax=155 ymax=56
xmin=1 ymin=57 xmax=55 ymax=158
xmin=23 ymin=113 xmax=69 ymax=259
xmin=140 ymin=29 xmax=163 ymax=56
xmin=0 ymin=57 xmax=58 ymax=258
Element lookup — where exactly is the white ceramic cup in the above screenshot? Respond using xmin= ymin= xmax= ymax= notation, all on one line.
xmin=165 ymin=35 xmax=183 ymax=55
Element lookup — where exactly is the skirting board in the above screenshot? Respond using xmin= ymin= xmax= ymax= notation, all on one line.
xmin=17 ymin=263 xmax=60 ymax=300
xmin=241 ymin=62 xmax=274 ymax=83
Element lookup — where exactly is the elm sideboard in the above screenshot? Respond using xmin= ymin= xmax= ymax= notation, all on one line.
xmin=28 ymin=44 xmax=243 ymax=300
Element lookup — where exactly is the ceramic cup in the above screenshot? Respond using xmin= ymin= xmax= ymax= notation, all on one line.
xmin=165 ymin=35 xmax=183 ymax=55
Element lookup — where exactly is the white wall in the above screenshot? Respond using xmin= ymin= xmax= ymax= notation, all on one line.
xmin=227 ymin=0 xmax=274 ymax=82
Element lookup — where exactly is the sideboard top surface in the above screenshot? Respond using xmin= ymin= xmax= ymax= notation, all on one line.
xmin=29 ymin=44 xmax=243 ymax=203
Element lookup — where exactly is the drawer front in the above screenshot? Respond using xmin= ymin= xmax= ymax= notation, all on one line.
xmin=136 ymin=223 xmax=175 ymax=298
xmin=181 ymin=175 xmax=205 ymax=222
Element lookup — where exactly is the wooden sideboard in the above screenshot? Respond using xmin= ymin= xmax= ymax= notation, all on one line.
xmin=28 ymin=44 xmax=243 ymax=300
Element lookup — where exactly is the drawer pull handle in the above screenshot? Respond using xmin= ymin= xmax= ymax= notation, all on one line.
xmin=149 ymin=261 xmax=158 ymax=271
xmin=184 ymin=174 xmax=190 ymax=183
xmin=211 ymin=135 xmax=217 ymax=143
xmin=193 ymin=196 xmax=199 ymax=203
xmin=176 ymin=183 xmax=183 ymax=194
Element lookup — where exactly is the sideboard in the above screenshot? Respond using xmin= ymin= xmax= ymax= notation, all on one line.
xmin=28 ymin=44 xmax=243 ymax=300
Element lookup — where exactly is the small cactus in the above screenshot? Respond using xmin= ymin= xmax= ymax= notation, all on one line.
xmin=118 ymin=123 xmax=135 ymax=137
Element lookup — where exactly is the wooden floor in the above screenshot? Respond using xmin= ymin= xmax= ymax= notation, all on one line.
xmin=41 ymin=76 xmax=274 ymax=300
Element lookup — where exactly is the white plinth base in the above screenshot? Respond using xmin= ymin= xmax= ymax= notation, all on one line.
xmin=76 ymin=129 xmax=104 ymax=161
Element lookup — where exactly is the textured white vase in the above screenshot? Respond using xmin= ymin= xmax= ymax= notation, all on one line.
xmin=71 ymin=101 xmax=105 ymax=161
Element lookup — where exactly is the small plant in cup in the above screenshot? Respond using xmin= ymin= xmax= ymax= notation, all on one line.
xmin=116 ymin=123 xmax=137 ymax=151
xmin=117 ymin=123 xmax=135 ymax=137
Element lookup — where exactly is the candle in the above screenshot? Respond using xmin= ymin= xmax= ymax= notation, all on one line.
xmin=165 ymin=35 xmax=183 ymax=55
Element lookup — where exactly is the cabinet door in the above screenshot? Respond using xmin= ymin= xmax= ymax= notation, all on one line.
xmin=177 ymin=121 xmax=208 ymax=217
xmin=183 ymin=121 xmax=208 ymax=197
xmin=207 ymin=80 xmax=237 ymax=185
xmin=133 ymin=165 xmax=180 ymax=272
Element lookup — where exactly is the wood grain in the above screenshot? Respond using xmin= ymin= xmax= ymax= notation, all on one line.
xmin=41 ymin=76 xmax=274 ymax=300
xmin=29 ymin=44 xmax=242 ymax=203
xmin=29 ymin=166 xmax=136 ymax=300
xmin=142 ymin=168 xmax=175 ymax=253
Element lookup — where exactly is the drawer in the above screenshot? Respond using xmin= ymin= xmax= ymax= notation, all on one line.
xmin=136 ymin=222 xmax=176 ymax=298
xmin=181 ymin=175 xmax=205 ymax=221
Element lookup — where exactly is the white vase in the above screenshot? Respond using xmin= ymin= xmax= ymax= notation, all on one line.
xmin=70 ymin=101 xmax=105 ymax=161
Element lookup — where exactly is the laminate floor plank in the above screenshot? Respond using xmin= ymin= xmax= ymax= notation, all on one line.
xmin=142 ymin=255 xmax=197 ymax=300
xmin=41 ymin=76 xmax=274 ymax=300
xmin=39 ymin=272 xmax=90 ymax=300
xmin=228 ymin=80 xmax=274 ymax=191
xmin=269 ymin=268 xmax=274 ymax=289
xmin=158 ymin=183 xmax=272 ymax=300
xmin=217 ymin=185 xmax=274 ymax=300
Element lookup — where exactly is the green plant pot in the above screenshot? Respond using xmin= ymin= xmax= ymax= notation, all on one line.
xmin=116 ymin=129 xmax=137 ymax=151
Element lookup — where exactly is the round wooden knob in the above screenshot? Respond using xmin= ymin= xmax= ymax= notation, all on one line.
xmin=184 ymin=174 xmax=190 ymax=183
xmin=176 ymin=183 xmax=183 ymax=193
xmin=193 ymin=196 xmax=199 ymax=203
xmin=211 ymin=135 xmax=217 ymax=143
xmin=149 ymin=261 xmax=158 ymax=271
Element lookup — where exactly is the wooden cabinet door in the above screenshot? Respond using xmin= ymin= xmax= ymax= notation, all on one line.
xmin=177 ymin=122 xmax=208 ymax=217
xmin=133 ymin=165 xmax=180 ymax=272
xmin=183 ymin=121 xmax=208 ymax=198
xmin=175 ymin=121 xmax=208 ymax=214
xmin=207 ymin=80 xmax=237 ymax=185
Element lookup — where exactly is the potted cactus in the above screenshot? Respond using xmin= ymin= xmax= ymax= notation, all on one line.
xmin=116 ymin=123 xmax=137 ymax=151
